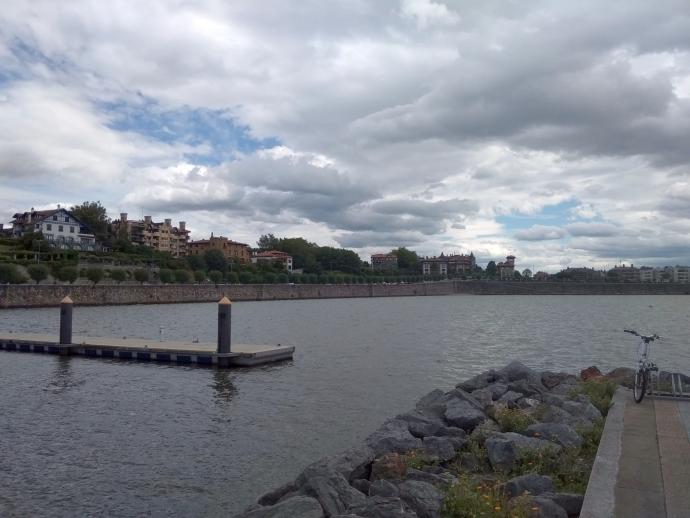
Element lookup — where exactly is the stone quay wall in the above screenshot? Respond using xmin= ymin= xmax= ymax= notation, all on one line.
xmin=0 ymin=281 xmax=688 ymax=308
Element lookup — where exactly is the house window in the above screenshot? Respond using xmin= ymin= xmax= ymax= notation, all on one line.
xmin=46 ymin=234 xmax=54 ymax=241
xmin=65 ymin=217 xmax=69 ymax=222
xmin=70 ymin=226 xmax=75 ymax=233
xmin=53 ymin=215 xmax=58 ymax=221
xmin=46 ymin=224 xmax=52 ymax=231
xmin=58 ymin=225 xmax=64 ymax=232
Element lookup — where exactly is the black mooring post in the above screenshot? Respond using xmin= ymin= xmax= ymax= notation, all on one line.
xmin=59 ymin=296 xmax=73 ymax=354
xmin=217 ymin=296 xmax=232 ymax=366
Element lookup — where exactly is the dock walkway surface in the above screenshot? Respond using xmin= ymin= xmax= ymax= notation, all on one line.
xmin=582 ymin=388 xmax=690 ymax=517
xmin=0 ymin=332 xmax=294 ymax=367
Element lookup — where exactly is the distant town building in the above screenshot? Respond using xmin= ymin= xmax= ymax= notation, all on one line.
xmin=607 ymin=264 xmax=639 ymax=283
xmin=639 ymin=267 xmax=654 ymax=283
xmin=557 ymin=267 xmax=605 ymax=282
xmin=533 ymin=271 xmax=550 ymax=281
xmin=188 ymin=234 xmax=251 ymax=263
xmin=496 ymin=255 xmax=516 ymax=280
xmin=370 ymin=253 xmax=398 ymax=270
xmin=422 ymin=252 xmax=476 ymax=277
xmin=654 ymin=266 xmax=674 ymax=282
xmin=252 ymin=250 xmax=293 ymax=272
xmin=674 ymin=266 xmax=690 ymax=283
xmin=112 ymin=213 xmax=189 ymax=257
xmin=10 ymin=207 xmax=97 ymax=251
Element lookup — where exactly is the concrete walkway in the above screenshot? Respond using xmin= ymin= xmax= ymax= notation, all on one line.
xmin=582 ymin=388 xmax=690 ymax=517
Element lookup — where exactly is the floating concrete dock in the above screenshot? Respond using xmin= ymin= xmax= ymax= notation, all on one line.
xmin=0 ymin=296 xmax=294 ymax=368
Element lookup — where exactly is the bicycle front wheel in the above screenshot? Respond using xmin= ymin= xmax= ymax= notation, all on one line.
xmin=633 ymin=368 xmax=647 ymax=403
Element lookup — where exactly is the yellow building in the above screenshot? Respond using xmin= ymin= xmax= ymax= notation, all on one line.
xmin=188 ymin=234 xmax=252 ymax=263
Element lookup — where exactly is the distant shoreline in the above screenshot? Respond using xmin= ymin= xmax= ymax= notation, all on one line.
xmin=1 ymin=281 xmax=688 ymax=309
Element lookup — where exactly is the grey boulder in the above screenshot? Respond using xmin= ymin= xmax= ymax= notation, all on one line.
xmin=530 ymin=497 xmax=568 ymax=518
xmin=524 ymin=423 xmax=582 ymax=449
xmin=369 ymin=479 xmax=399 ymax=498
xmin=346 ymin=496 xmax=417 ymax=518
xmin=456 ymin=369 xmax=503 ymax=392
xmin=298 ymin=445 xmax=375 ymax=485
xmin=444 ymin=399 xmax=486 ymax=431
xmin=397 ymin=411 xmax=445 ymax=438
xmin=498 ymin=390 xmax=524 ymax=406
xmin=301 ymin=471 xmax=366 ymax=517
xmin=486 ymin=432 xmax=561 ymax=471
xmin=237 ymin=495 xmax=324 ymax=518
xmin=504 ymin=473 xmax=555 ymax=498
xmin=398 ymin=480 xmax=444 ymax=518
xmin=542 ymin=492 xmax=584 ymax=516
xmin=422 ymin=436 xmax=456 ymax=462
xmin=366 ymin=419 xmax=423 ymax=456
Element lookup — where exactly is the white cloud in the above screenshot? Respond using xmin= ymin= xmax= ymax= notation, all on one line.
xmin=514 ymin=225 xmax=567 ymax=241
xmin=1 ymin=0 xmax=690 ymax=271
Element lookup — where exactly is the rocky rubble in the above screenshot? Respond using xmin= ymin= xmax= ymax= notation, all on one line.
xmin=236 ymin=361 xmax=617 ymax=518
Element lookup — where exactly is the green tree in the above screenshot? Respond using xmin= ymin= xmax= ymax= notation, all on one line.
xmin=513 ymin=270 xmax=522 ymax=280
xmin=70 ymin=201 xmax=110 ymax=243
xmin=203 ymin=249 xmax=227 ymax=272
xmin=133 ymin=269 xmax=150 ymax=284
xmin=174 ymin=269 xmax=192 ymax=283
xmin=56 ymin=266 xmax=78 ymax=284
xmin=110 ymin=269 xmax=127 ymax=284
xmin=159 ymin=268 xmax=173 ymax=284
xmin=391 ymin=247 xmax=419 ymax=270
xmin=257 ymin=233 xmax=280 ymax=250
xmin=0 ymin=264 xmax=25 ymax=284
xmin=485 ymin=261 xmax=497 ymax=278
xmin=187 ymin=255 xmax=206 ymax=271
xmin=225 ymin=271 xmax=239 ymax=284
xmin=208 ymin=270 xmax=224 ymax=285
xmin=238 ymin=271 xmax=253 ymax=284
xmin=194 ymin=270 xmax=206 ymax=283
xmin=27 ymin=264 xmax=49 ymax=284
xmin=263 ymin=272 xmax=277 ymax=284
xmin=85 ymin=267 xmax=104 ymax=285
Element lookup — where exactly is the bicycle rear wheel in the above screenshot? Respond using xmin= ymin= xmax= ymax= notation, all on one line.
xmin=633 ymin=368 xmax=647 ymax=403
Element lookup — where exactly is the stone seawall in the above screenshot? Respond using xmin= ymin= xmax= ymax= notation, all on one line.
xmin=0 ymin=281 xmax=688 ymax=308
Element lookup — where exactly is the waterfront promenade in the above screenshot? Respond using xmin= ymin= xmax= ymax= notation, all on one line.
xmin=582 ymin=389 xmax=690 ymax=517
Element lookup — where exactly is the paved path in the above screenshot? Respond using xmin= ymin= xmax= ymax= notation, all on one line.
xmin=582 ymin=389 xmax=690 ymax=517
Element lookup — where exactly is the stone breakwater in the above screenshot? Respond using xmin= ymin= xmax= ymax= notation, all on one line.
xmin=235 ymin=361 xmax=621 ymax=518
xmin=2 ymin=281 xmax=689 ymax=308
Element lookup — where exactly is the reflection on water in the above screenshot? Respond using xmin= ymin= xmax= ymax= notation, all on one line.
xmin=212 ymin=370 xmax=238 ymax=405
xmin=0 ymin=295 xmax=689 ymax=517
xmin=45 ymin=356 xmax=85 ymax=394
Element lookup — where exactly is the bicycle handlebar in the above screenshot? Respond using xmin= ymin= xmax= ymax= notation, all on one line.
xmin=624 ymin=329 xmax=661 ymax=342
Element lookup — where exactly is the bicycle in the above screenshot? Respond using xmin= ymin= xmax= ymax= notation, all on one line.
xmin=624 ymin=329 xmax=661 ymax=403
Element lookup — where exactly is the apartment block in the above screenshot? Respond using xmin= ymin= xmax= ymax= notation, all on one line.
xmin=112 ymin=213 xmax=189 ymax=257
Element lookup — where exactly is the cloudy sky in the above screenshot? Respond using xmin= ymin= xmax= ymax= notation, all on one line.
xmin=1 ymin=0 xmax=689 ymax=272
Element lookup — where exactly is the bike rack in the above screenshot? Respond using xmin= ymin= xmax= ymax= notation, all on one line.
xmin=648 ymin=371 xmax=690 ymax=399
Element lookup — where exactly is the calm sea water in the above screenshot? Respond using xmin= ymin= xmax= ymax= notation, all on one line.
xmin=1 ymin=295 xmax=689 ymax=517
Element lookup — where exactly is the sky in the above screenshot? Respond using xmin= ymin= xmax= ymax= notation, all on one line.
xmin=1 ymin=0 xmax=689 ymax=272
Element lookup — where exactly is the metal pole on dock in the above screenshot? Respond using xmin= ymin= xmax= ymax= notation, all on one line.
xmin=59 ymin=296 xmax=73 ymax=354
xmin=217 ymin=296 xmax=232 ymax=367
